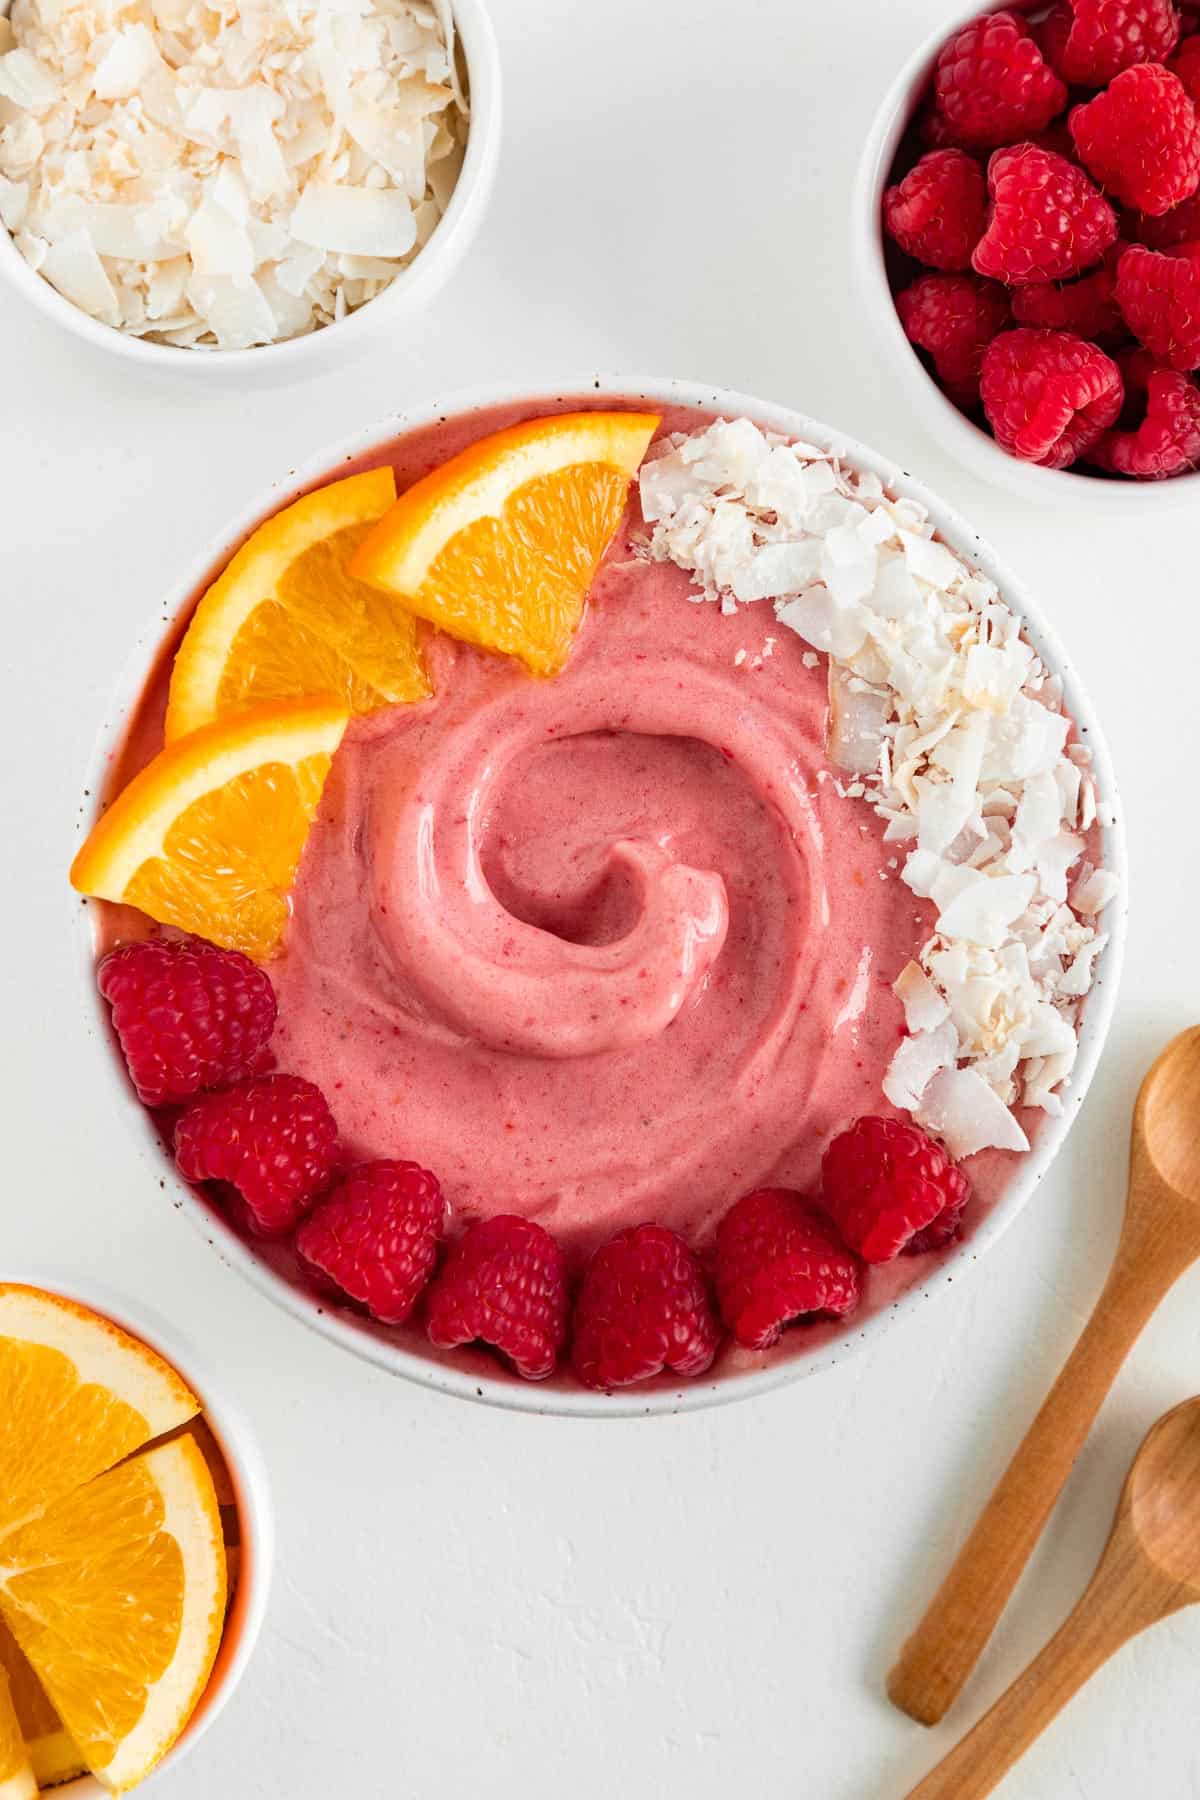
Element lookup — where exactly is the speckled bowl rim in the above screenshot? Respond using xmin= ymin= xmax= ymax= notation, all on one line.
xmin=69 ymin=374 xmax=1128 ymax=1418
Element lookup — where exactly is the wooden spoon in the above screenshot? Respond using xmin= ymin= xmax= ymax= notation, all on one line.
xmin=889 ymin=1025 xmax=1200 ymax=1726
xmin=903 ymin=1396 xmax=1200 ymax=1799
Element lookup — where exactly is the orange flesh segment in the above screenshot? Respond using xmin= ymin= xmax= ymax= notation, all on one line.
xmin=0 ymin=1619 xmax=82 ymax=1789
xmin=0 ymin=1285 xmax=198 ymax=1541
xmin=70 ymin=699 xmax=349 ymax=962
xmin=165 ymin=469 xmax=427 ymax=740
xmin=123 ymin=750 xmax=335 ymax=960
xmin=0 ymin=1438 xmax=226 ymax=1792
xmin=351 ymin=411 xmax=660 ymax=676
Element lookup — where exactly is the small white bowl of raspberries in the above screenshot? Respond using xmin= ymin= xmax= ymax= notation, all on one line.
xmin=856 ymin=0 xmax=1200 ymax=500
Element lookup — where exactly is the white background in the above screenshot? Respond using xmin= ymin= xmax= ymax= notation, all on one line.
xmin=4 ymin=0 xmax=1200 ymax=1795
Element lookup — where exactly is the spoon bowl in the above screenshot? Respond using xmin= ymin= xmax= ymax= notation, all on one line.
xmin=1126 ymin=1398 xmax=1200 ymax=1595
xmin=1136 ymin=1027 xmax=1200 ymax=1207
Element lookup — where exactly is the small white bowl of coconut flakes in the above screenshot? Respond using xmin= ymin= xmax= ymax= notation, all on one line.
xmin=0 ymin=0 xmax=498 ymax=373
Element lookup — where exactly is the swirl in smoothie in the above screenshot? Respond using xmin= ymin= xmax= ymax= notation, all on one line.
xmin=270 ymin=505 xmax=930 ymax=1255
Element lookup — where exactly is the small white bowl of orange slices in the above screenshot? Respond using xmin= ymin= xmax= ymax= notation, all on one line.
xmin=0 ymin=1279 xmax=271 ymax=1795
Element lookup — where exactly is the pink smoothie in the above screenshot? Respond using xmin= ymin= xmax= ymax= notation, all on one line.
xmin=267 ymin=434 xmax=933 ymax=1257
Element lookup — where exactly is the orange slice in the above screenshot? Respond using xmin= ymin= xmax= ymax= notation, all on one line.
xmin=0 ymin=1284 xmax=198 ymax=1541
xmin=0 ymin=1619 xmax=82 ymax=1789
xmin=0 ymin=1437 xmax=227 ymax=1794
xmin=0 ymin=1665 xmax=35 ymax=1800
xmin=70 ymin=698 xmax=349 ymax=960
xmin=165 ymin=467 xmax=429 ymax=742
xmin=350 ymin=410 xmax=660 ymax=676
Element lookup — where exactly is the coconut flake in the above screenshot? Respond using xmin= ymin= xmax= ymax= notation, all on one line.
xmin=894 ymin=961 xmax=951 ymax=1034
xmin=916 ymin=1067 xmax=1031 ymax=1158
xmin=290 ymin=181 xmax=416 ymax=257
xmin=39 ymin=227 xmax=118 ymax=320
xmin=644 ymin=418 xmax=1117 ymax=1150
xmin=1072 ymin=867 xmax=1120 ymax=916
xmin=0 ymin=48 xmax=59 ymax=110
xmin=883 ymin=1019 xmax=959 ymax=1111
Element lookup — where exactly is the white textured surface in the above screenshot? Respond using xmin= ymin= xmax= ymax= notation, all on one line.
xmin=2 ymin=0 xmax=1200 ymax=1795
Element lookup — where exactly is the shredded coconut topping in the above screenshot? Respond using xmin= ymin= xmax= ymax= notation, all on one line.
xmin=641 ymin=419 xmax=1118 ymax=1161
xmin=0 ymin=0 xmax=466 ymax=347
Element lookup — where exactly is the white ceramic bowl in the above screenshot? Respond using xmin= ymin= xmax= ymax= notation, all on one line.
xmin=1 ymin=1272 xmax=273 ymax=1794
xmin=0 ymin=0 xmax=500 ymax=383
xmin=72 ymin=374 xmax=1128 ymax=1419
xmin=853 ymin=0 xmax=1200 ymax=510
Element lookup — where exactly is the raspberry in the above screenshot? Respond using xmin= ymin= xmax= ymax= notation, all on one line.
xmin=883 ymin=150 xmax=988 ymax=270
xmin=1010 ymin=253 xmax=1127 ymax=342
xmin=570 ymin=1224 xmax=721 ymax=1390
xmin=1115 ymin=239 xmax=1200 ymax=363
xmin=980 ymin=327 xmax=1124 ymax=464
xmin=1090 ymin=361 xmax=1200 ymax=467
xmin=821 ymin=1116 xmax=970 ymax=1263
xmin=426 ymin=1215 xmax=567 ymax=1380
xmin=895 ymin=273 xmax=1011 ymax=403
xmin=933 ymin=11 xmax=1069 ymax=148
xmin=1123 ymin=189 xmax=1200 ymax=245
xmin=97 ymin=936 xmax=275 ymax=1107
xmin=1169 ymin=27 xmax=1200 ymax=104
xmin=972 ymin=145 xmax=1118 ymax=285
xmin=1070 ymin=64 xmax=1200 ymax=215
xmin=713 ymin=1189 xmax=862 ymax=1351
xmin=918 ymin=105 xmax=962 ymax=150
xmin=296 ymin=1160 xmax=445 ymax=1324
xmin=175 ymin=1073 xmax=339 ymax=1235
xmin=1027 ymin=120 xmax=1082 ymax=161
xmin=1040 ymin=0 xmax=1180 ymax=86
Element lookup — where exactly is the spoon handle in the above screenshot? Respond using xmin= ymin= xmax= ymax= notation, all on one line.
xmin=888 ymin=1213 xmax=1193 ymax=1727
xmin=903 ymin=1554 xmax=1180 ymax=1800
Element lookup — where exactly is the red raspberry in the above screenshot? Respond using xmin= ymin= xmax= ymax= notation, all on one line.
xmin=1123 ymin=190 xmax=1200 ymax=244
xmin=1038 ymin=0 xmax=1076 ymax=71
xmin=883 ymin=150 xmax=988 ymax=270
xmin=1070 ymin=64 xmax=1200 ymax=215
xmin=1010 ymin=253 xmax=1127 ymax=342
xmin=97 ymin=936 xmax=275 ymax=1107
xmin=972 ymin=145 xmax=1117 ymax=285
xmin=1168 ymin=27 xmax=1200 ymax=100
xmin=426 ymin=1215 xmax=567 ymax=1380
xmin=933 ymin=12 xmax=1069 ymax=149
xmin=296 ymin=1160 xmax=445 ymax=1324
xmin=918 ymin=104 xmax=962 ymax=150
xmin=1091 ymin=361 xmax=1200 ymax=467
xmin=821 ymin=1116 xmax=970 ymax=1264
xmin=714 ymin=1189 xmax=862 ymax=1351
xmin=1040 ymin=0 xmax=1180 ymax=86
xmin=1027 ymin=120 xmax=1083 ymax=161
xmin=1115 ymin=239 xmax=1200 ymax=362
xmin=895 ymin=273 xmax=1011 ymax=403
xmin=175 ymin=1072 xmax=339 ymax=1235
xmin=980 ymin=327 xmax=1124 ymax=464
xmin=570 ymin=1224 xmax=720 ymax=1390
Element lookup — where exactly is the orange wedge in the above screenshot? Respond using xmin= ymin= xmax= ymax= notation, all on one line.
xmin=70 ymin=698 xmax=349 ymax=960
xmin=350 ymin=410 xmax=660 ymax=676
xmin=0 ymin=1620 xmax=82 ymax=1790
xmin=165 ymin=467 xmax=429 ymax=742
xmin=0 ymin=1437 xmax=227 ymax=1794
xmin=0 ymin=1665 xmax=35 ymax=1800
xmin=0 ymin=1284 xmax=199 ymax=1542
